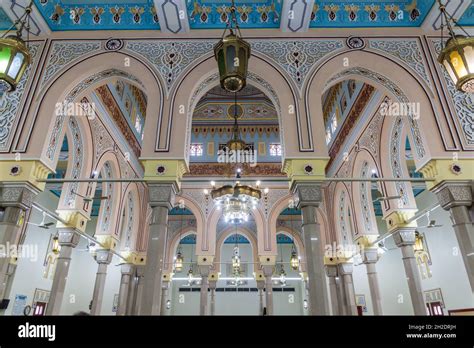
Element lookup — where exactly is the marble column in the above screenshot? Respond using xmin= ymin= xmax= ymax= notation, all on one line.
xmin=90 ymin=249 xmax=113 ymax=315
xmin=393 ymin=229 xmax=426 ymax=315
xmin=256 ymin=280 xmax=265 ymax=316
xmin=338 ymin=262 xmax=358 ymax=315
xmin=199 ymin=266 xmax=210 ymax=315
xmin=335 ymin=275 xmax=347 ymax=315
xmin=117 ymin=263 xmax=134 ymax=316
xmin=132 ymin=266 xmax=145 ymax=315
xmin=325 ymin=264 xmax=339 ymax=315
xmin=160 ymin=281 xmax=171 ymax=316
xmin=433 ymin=182 xmax=474 ymax=293
xmin=361 ymin=247 xmax=383 ymax=315
xmin=141 ymin=183 xmax=176 ymax=315
xmin=46 ymin=228 xmax=80 ymax=315
xmin=292 ymin=181 xmax=329 ymax=315
xmin=125 ymin=265 xmax=137 ymax=315
xmin=0 ymin=184 xmax=37 ymax=301
xmin=0 ymin=263 xmax=16 ymax=315
xmin=262 ymin=265 xmax=274 ymax=315
xmin=209 ymin=280 xmax=217 ymax=316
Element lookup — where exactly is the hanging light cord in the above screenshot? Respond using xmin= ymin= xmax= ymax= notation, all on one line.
xmin=221 ymin=0 xmax=243 ymax=40
xmin=438 ymin=0 xmax=471 ymax=40
xmin=1 ymin=1 xmax=34 ymax=40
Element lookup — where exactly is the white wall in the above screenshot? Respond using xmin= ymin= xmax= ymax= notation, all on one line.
xmin=352 ymin=189 xmax=474 ymax=315
xmin=6 ymin=191 xmax=123 ymax=316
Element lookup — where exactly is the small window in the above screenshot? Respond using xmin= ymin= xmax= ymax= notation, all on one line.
xmin=330 ymin=114 xmax=337 ymax=133
xmin=190 ymin=143 xmax=203 ymax=157
xmin=326 ymin=129 xmax=332 ymax=144
xmin=269 ymin=143 xmax=282 ymax=156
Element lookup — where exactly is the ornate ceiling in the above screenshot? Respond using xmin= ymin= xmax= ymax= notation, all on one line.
xmin=193 ymin=84 xmax=278 ymax=125
xmin=25 ymin=0 xmax=444 ymax=31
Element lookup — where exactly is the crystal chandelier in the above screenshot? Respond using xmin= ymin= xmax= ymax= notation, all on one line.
xmin=437 ymin=0 xmax=474 ymax=93
xmin=211 ymin=180 xmax=261 ymax=224
xmin=0 ymin=1 xmax=34 ymax=93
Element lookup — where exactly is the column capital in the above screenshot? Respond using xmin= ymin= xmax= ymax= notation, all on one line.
xmin=198 ymin=265 xmax=211 ymax=277
xmin=56 ymin=210 xmax=89 ymax=233
xmin=393 ymin=228 xmax=416 ymax=247
xmin=94 ymin=249 xmax=113 ymax=264
xmin=197 ymin=255 xmax=214 ymax=266
xmin=283 ymin=159 xmax=328 ymax=187
xmin=256 ymin=280 xmax=265 ymax=290
xmin=261 ymin=265 xmax=274 ymax=277
xmin=0 ymin=160 xmax=51 ymax=191
xmin=325 ymin=264 xmax=338 ymax=277
xmin=162 ymin=271 xmax=173 ymax=282
xmin=120 ymin=263 xmax=135 ymax=275
xmin=0 ymin=183 xmax=39 ymax=210
xmin=148 ymin=182 xmax=178 ymax=210
xmin=384 ymin=210 xmax=417 ymax=233
xmin=290 ymin=181 xmax=323 ymax=208
xmin=57 ymin=228 xmax=81 ymax=248
xmin=418 ymin=159 xmax=474 ymax=190
xmin=432 ymin=181 xmax=473 ymax=210
xmin=361 ymin=247 xmax=379 ymax=264
xmin=95 ymin=234 xmax=119 ymax=251
xmin=142 ymin=159 xmax=187 ymax=190
xmin=337 ymin=261 xmax=353 ymax=275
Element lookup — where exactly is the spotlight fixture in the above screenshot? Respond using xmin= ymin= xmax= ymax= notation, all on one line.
xmin=437 ymin=0 xmax=474 ymax=93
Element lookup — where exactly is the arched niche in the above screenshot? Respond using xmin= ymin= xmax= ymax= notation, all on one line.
xmin=215 ymin=227 xmax=259 ymax=274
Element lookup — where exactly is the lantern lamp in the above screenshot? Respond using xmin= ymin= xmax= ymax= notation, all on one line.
xmin=52 ymin=236 xmax=61 ymax=255
xmin=290 ymin=249 xmax=299 ymax=270
xmin=174 ymin=251 xmax=184 ymax=272
xmin=413 ymin=231 xmax=425 ymax=253
xmin=437 ymin=0 xmax=474 ymax=93
xmin=214 ymin=0 xmax=251 ymax=93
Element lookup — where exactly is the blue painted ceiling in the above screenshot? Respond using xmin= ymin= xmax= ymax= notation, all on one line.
xmin=458 ymin=2 xmax=474 ymax=26
xmin=0 ymin=8 xmax=13 ymax=30
xmin=32 ymin=0 xmax=440 ymax=31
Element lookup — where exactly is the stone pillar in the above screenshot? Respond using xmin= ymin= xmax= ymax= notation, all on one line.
xmin=262 ymin=265 xmax=274 ymax=315
xmin=0 ymin=184 xmax=37 ymax=301
xmin=90 ymin=250 xmax=113 ymax=315
xmin=433 ymin=182 xmax=474 ymax=293
xmin=361 ymin=247 xmax=383 ymax=315
xmin=338 ymin=262 xmax=358 ymax=315
xmin=335 ymin=275 xmax=347 ymax=315
xmin=325 ymin=264 xmax=339 ymax=315
xmin=292 ymin=181 xmax=329 ymax=315
xmin=256 ymin=280 xmax=265 ymax=316
xmin=117 ymin=263 xmax=134 ymax=316
xmin=160 ymin=281 xmax=170 ymax=316
xmin=209 ymin=280 xmax=217 ymax=316
xmin=199 ymin=266 xmax=210 ymax=316
xmin=393 ymin=229 xmax=426 ymax=315
xmin=141 ymin=183 xmax=176 ymax=315
xmin=132 ymin=266 xmax=145 ymax=315
xmin=46 ymin=228 xmax=80 ymax=315
xmin=124 ymin=265 xmax=137 ymax=315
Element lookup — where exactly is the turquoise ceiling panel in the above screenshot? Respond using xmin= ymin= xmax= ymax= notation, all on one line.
xmin=32 ymin=0 xmax=438 ymax=30
xmin=309 ymin=0 xmax=436 ymax=28
xmin=0 ymin=8 xmax=13 ymax=30
xmin=33 ymin=0 xmax=161 ymax=30
xmin=458 ymin=2 xmax=474 ymax=26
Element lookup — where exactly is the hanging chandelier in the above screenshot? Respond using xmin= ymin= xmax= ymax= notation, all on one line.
xmin=437 ymin=0 xmax=474 ymax=93
xmin=0 ymin=1 xmax=33 ymax=93
xmin=214 ymin=0 xmax=251 ymax=92
xmin=211 ymin=180 xmax=261 ymax=224
xmin=290 ymin=246 xmax=299 ymax=270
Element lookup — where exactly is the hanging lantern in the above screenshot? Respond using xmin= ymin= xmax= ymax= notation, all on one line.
xmin=52 ymin=236 xmax=61 ymax=255
xmin=214 ymin=1 xmax=251 ymax=93
xmin=438 ymin=35 xmax=474 ymax=93
xmin=187 ymin=267 xmax=194 ymax=282
xmin=174 ymin=251 xmax=184 ymax=272
xmin=290 ymin=249 xmax=299 ymax=270
xmin=232 ymin=245 xmax=241 ymax=269
xmin=0 ymin=2 xmax=33 ymax=93
xmin=0 ymin=36 xmax=31 ymax=93
xmin=437 ymin=1 xmax=474 ymax=93
xmin=413 ymin=231 xmax=424 ymax=253
xmin=279 ymin=265 xmax=286 ymax=284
